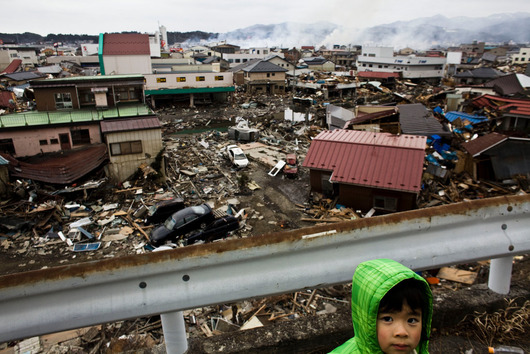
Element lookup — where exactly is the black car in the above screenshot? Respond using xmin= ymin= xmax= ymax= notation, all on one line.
xmin=144 ymin=198 xmax=185 ymax=225
xmin=186 ymin=215 xmax=239 ymax=245
xmin=149 ymin=204 xmax=215 ymax=246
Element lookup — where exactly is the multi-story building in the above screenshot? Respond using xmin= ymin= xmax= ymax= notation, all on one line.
xmin=511 ymin=47 xmax=530 ymax=65
xmin=356 ymin=46 xmax=446 ymax=80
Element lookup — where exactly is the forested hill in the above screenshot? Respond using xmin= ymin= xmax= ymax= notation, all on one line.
xmin=0 ymin=31 xmax=216 ymax=45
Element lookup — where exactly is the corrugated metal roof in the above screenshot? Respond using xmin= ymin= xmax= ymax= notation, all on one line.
xmin=462 ymin=132 xmax=508 ymax=157
xmin=0 ymin=144 xmax=108 ymax=184
xmin=102 ymin=33 xmax=150 ymax=56
xmin=100 ymin=116 xmax=161 ymax=133
xmin=302 ymin=130 xmax=426 ymax=193
xmin=0 ymin=155 xmax=8 ymax=165
xmin=444 ymin=111 xmax=488 ymax=125
xmin=398 ymin=103 xmax=451 ymax=137
xmin=1 ymin=59 xmax=22 ymax=74
xmin=0 ymin=104 xmax=153 ymax=128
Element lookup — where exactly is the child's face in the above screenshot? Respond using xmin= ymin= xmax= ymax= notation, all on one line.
xmin=376 ymin=300 xmax=422 ymax=354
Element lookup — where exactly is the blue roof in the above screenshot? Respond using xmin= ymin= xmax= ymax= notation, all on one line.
xmin=0 ymin=155 xmax=8 ymax=165
xmin=444 ymin=111 xmax=488 ymax=125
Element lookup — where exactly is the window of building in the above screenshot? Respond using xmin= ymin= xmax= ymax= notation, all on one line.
xmin=214 ymin=75 xmax=224 ymax=81
xmin=39 ymin=139 xmax=48 ymax=145
xmin=368 ymin=54 xmax=375 ymax=57
xmin=196 ymin=76 xmax=205 ymax=81
xmin=522 ymin=58 xmax=526 ymax=62
xmin=378 ymin=65 xmax=382 ymax=68
xmin=368 ymin=64 xmax=373 ymax=67
xmin=384 ymin=65 xmax=388 ymax=68
xmin=115 ymin=87 xmax=139 ymax=102
xmin=55 ymin=92 xmax=73 ymax=109
xmin=110 ymin=140 xmax=143 ymax=156
xmin=228 ymin=59 xmax=234 ymax=63
xmin=243 ymin=59 xmax=248 ymax=62
xmin=10 ymin=53 xmax=18 ymax=58
xmin=50 ymin=138 xmax=59 ymax=144
xmin=0 ymin=138 xmax=15 ymax=154
xmin=70 ymin=129 xmax=91 ymax=146
xmin=79 ymin=91 xmax=95 ymax=105
xmin=156 ymin=77 xmax=166 ymax=83
xmin=235 ymin=59 xmax=241 ymax=63
xmin=374 ymin=196 xmax=398 ymax=212
xmin=267 ymin=73 xmax=270 ymax=77
xmin=177 ymin=77 xmax=186 ymax=82
xmin=515 ymin=57 xmax=519 ymax=61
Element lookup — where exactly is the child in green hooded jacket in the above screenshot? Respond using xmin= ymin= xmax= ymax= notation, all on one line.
xmin=330 ymin=258 xmax=433 ymax=354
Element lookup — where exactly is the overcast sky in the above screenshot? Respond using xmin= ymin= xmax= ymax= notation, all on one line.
xmin=3 ymin=0 xmax=530 ymax=36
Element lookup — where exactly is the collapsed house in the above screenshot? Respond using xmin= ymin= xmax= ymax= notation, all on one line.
xmin=302 ymin=129 xmax=426 ymax=213
xmin=0 ymin=74 xmax=161 ymax=183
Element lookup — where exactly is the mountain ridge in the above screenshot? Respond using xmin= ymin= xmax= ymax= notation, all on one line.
xmin=1 ymin=12 xmax=529 ymax=50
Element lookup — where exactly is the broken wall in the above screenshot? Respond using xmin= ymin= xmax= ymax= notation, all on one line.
xmin=338 ymin=183 xmax=417 ymax=213
xmin=105 ymin=129 xmax=163 ymax=182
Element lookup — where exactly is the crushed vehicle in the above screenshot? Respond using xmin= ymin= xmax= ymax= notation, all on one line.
xmin=144 ymin=198 xmax=185 ymax=225
xmin=185 ymin=215 xmax=239 ymax=245
xmin=225 ymin=144 xmax=249 ymax=168
xmin=149 ymin=204 xmax=216 ymax=246
xmin=283 ymin=153 xmax=298 ymax=178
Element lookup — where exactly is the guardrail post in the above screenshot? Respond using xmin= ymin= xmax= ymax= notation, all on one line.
xmin=488 ymin=256 xmax=513 ymax=294
xmin=161 ymin=310 xmax=188 ymax=354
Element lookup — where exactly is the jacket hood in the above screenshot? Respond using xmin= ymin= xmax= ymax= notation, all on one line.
xmin=330 ymin=258 xmax=432 ymax=353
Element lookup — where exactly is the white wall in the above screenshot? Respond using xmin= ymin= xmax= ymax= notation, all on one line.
xmin=512 ymin=48 xmax=530 ymax=64
xmin=103 ymin=54 xmax=152 ymax=75
xmin=144 ymin=72 xmax=233 ymax=91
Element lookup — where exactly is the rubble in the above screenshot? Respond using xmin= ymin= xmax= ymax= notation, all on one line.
xmin=1 ymin=62 xmax=530 ymax=352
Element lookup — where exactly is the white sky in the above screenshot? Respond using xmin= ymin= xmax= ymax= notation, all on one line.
xmin=3 ymin=0 xmax=530 ymax=36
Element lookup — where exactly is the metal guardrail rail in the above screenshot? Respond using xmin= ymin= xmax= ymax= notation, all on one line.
xmin=0 ymin=194 xmax=529 ymax=342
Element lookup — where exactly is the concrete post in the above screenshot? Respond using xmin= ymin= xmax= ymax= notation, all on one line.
xmin=161 ymin=311 xmax=188 ymax=354
xmin=488 ymin=256 xmax=513 ymax=294
xmin=189 ymin=93 xmax=195 ymax=108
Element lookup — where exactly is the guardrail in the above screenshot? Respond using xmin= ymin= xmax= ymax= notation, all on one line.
xmin=0 ymin=194 xmax=529 ymax=347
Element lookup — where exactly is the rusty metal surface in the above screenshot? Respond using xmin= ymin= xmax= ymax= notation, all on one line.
xmin=0 ymin=194 xmax=529 ymax=341
xmin=0 ymin=143 xmax=108 ymax=184
xmin=302 ymin=129 xmax=426 ymax=192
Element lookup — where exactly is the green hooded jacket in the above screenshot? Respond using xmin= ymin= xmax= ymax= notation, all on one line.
xmin=329 ymin=259 xmax=433 ymax=354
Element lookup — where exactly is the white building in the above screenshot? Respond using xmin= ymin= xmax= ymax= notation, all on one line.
xmin=0 ymin=46 xmax=40 ymax=69
xmin=511 ymin=48 xmax=530 ymax=65
xmin=225 ymin=48 xmax=284 ymax=68
xmin=356 ymin=46 xmax=446 ymax=79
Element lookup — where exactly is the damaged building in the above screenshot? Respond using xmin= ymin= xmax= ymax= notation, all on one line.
xmin=302 ymin=130 xmax=426 ymax=213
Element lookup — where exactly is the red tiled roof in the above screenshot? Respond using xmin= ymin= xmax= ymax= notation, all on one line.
xmin=302 ymin=130 xmax=426 ymax=193
xmin=102 ymin=33 xmax=150 ymax=56
xmin=100 ymin=117 xmax=161 ymax=133
xmin=472 ymin=94 xmax=530 ymax=116
xmin=357 ymin=71 xmax=400 ymax=79
xmin=1 ymin=59 xmax=22 ymax=74
xmin=462 ymin=132 xmax=508 ymax=157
